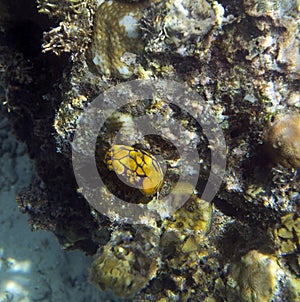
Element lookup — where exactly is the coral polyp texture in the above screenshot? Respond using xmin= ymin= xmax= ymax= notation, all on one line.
xmin=87 ymin=0 xmax=148 ymax=78
xmin=1 ymin=0 xmax=300 ymax=301
xmin=89 ymin=228 xmax=160 ymax=298
xmin=264 ymin=113 xmax=300 ymax=171
xmin=225 ymin=250 xmax=281 ymax=302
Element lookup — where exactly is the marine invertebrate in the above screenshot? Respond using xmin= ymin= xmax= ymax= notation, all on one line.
xmin=88 ymin=0 xmax=148 ymax=78
xmin=89 ymin=227 xmax=160 ymax=298
xmin=160 ymin=191 xmax=213 ymax=286
xmin=273 ymin=212 xmax=300 ymax=279
xmin=225 ymin=250 xmax=280 ymax=302
xmin=274 ymin=212 xmax=300 ymax=255
xmin=264 ymin=113 xmax=300 ymax=170
xmin=104 ymin=144 xmax=163 ymax=195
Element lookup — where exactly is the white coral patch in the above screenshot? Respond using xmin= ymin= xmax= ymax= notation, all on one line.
xmin=93 ymin=52 xmax=110 ymax=75
xmin=173 ymin=0 xmax=189 ymax=16
xmin=119 ymin=13 xmax=140 ymax=39
xmin=96 ymin=0 xmax=106 ymax=7
xmin=117 ymin=65 xmax=132 ymax=78
xmin=93 ymin=53 xmax=105 ymax=66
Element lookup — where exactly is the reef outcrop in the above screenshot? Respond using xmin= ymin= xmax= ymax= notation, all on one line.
xmin=1 ymin=0 xmax=300 ymax=300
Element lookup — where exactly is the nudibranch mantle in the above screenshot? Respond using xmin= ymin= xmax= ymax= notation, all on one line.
xmin=104 ymin=144 xmax=164 ymax=195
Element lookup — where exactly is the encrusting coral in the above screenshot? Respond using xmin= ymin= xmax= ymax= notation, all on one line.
xmin=225 ymin=250 xmax=281 ymax=302
xmin=264 ymin=113 xmax=300 ymax=171
xmin=87 ymin=0 xmax=149 ymax=78
xmin=89 ymin=227 xmax=160 ymax=298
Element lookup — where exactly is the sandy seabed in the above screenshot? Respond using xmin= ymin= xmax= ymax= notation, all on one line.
xmin=0 ymin=109 xmax=116 ymax=302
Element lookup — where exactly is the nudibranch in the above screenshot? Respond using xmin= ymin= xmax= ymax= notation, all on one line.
xmin=104 ymin=145 xmax=163 ymax=195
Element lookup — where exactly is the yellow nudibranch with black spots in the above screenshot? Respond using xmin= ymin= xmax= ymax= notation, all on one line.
xmin=104 ymin=145 xmax=163 ymax=196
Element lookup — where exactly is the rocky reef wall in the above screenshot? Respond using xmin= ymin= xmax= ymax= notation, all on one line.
xmin=1 ymin=0 xmax=300 ymax=301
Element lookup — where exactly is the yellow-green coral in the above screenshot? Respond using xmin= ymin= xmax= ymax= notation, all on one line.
xmin=88 ymin=0 xmax=148 ymax=78
xmin=163 ymin=185 xmax=213 ymax=234
xmin=89 ymin=228 xmax=160 ymax=298
xmin=274 ymin=212 xmax=300 ymax=255
xmin=286 ymin=277 xmax=300 ymax=301
xmin=226 ymin=250 xmax=280 ymax=302
xmin=90 ymin=246 xmax=150 ymax=297
xmin=161 ymin=189 xmax=213 ymax=270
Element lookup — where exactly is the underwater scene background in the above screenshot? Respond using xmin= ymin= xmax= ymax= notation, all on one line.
xmin=1 ymin=0 xmax=300 ymax=301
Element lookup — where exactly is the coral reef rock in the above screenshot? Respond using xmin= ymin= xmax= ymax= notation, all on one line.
xmin=225 ymin=250 xmax=281 ymax=302
xmin=1 ymin=0 xmax=300 ymax=300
